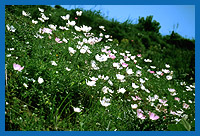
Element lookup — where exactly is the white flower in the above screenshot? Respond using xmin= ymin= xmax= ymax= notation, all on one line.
xmin=68 ymin=47 xmax=76 ymax=55
xmin=67 ymin=20 xmax=76 ymax=26
xmin=132 ymin=83 xmax=139 ymax=89
xmin=86 ymin=79 xmax=96 ymax=86
xmin=136 ymin=70 xmax=142 ymax=77
xmin=162 ymin=69 xmax=170 ymax=74
xmin=113 ymin=62 xmax=120 ymax=69
xmin=144 ymin=59 xmax=152 ymax=62
xmin=61 ymin=14 xmax=70 ymax=20
xmin=140 ymin=78 xmax=145 ymax=84
xmin=116 ymin=74 xmax=125 ymax=80
xmin=105 ymin=35 xmax=110 ymax=38
xmin=22 ymin=11 xmax=30 ymax=17
xmin=141 ymin=84 xmax=146 ymax=90
xmin=108 ymin=80 xmax=113 ymax=86
xmin=76 ymin=11 xmax=82 ymax=16
xmin=136 ymin=65 xmax=142 ymax=69
xmin=117 ymin=88 xmax=126 ymax=94
xmin=23 ymin=83 xmax=28 ymax=88
xmin=38 ymin=77 xmax=44 ymax=84
xmin=91 ymin=60 xmax=99 ymax=70
xmin=74 ymin=26 xmax=81 ymax=32
xmin=41 ymin=13 xmax=49 ymax=20
xmin=90 ymin=77 xmax=98 ymax=81
xmin=100 ymin=97 xmax=111 ymax=107
xmin=63 ymin=38 xmax=68 ymax=43
xmin=131 ymin=104 xmax=138 ymax=109
xmin=65 ymin=67 xmax=71 ymax=71
xmin=168 ymin=88 xmax=176 ymax=93
xmin=126 ymin=68 xmax=134 ymax=75
xmin=73 ymin=107 xmax=82 ymax=112
xmin=95 ymin=54 xmax=108 ymax=62
xmin=51 ymin=61 xmax=57 ymax=66
xmin=150 ymin=66 xmax=156 ymax=69
xmin=6 ymin=54 xmax=11 ymax=57
xmin=102 ymin=86 xmax=113 ymax=94
xmin=6 ymin=24 xmax=16 ymax=32
xmin=38 ymin=8 xmax=44 ymax=12
xmin=165 ymin=64 xmax=170 ymax=68
xmin=166 ymin=75 xmax=172 ymax=80
xmin=32 ymin=20 xmax=38 ymax=24
xmin=49 ymin=24 xmax=57 ymax=30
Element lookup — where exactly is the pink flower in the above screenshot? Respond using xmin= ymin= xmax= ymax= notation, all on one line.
xmin=174 ymin=97 xmax=180 ymax=102
xmin=149 ymin=71 xmax=155 ymax=74
xmin=149 ymin=112 xmax=159 ymax=120
xmin=75 ymin=17 xmax=78 ymax=20
xmin=13 ymin=63 xmax=24 ymax=72
xmin=137 ymin=109 xmax=146 ymax=119
xmin=122 ymin=62 xmax=128 ymax=67
xmin=109 ymin=54 xmax=116 ymax=59
xmin=183 ymin=103 xmax=189 ymax=109
xmin=42 ymin=28 xmax=52 ymax=34
xmin=55 ymin=37 xmax=63 ymax=43
xmin=137 ymin=54 xmax=142 ymax=57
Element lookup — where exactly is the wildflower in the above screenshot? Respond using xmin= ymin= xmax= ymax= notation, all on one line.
xmin=68 ymin=47 xmax=76 ymax=55
xmin=22 ymin=11 xmax=30 ymax=17
xmin=140 ymin=78 xmax=145 ymax=84
xmin=166 ymin=75 xmax=172 ymax=80
xmin=174 ymin=97 xmax=180 ymax=102
xmin=116 ymin=74 xmax=125 ymax=81
xmin=6 ymin=24 xmax=16 ymax=32
xmin=136 ymin=70 xmax=142 ymax=77
xmin=131 ymin=104 xmax=138 ymax=109
xmin=65 ymin=67 xmax=71 ymax=71
xmin=23 ymin=83 xmax=28 ymax=88
xmin=67 ymin=20 xmax=76 ymax=26
xmin=55 ymin=38 xmax=63 ymax=44
xmin=132 ymin=83 xmax=139 ymax=89
xmin=76 ymin=11 xmax=82 ymax=16
xmin=13 ymin=63 xmax=24 ymax=72
xmin=102 ymin=86 xmax=113 ymax=94
xmin=73 ymin=107 xmax=82 ymax=112
xmin=61 ymin=14 xmax=70 ymax=20
xmin=126 ymin=68 xmax=134 ymax=75
xmin=144 ymin=59 xmax=152 ymax=62
xmin=137 ymin=54 xmax=142 ymax=57
xmin=122 ymin=63 xmax=128 ymax=67
xmin=113 ymin=62 xmax=120 ymax=69
xmin=117 ymin=88 xmax=126 ymax=94
xmin=105 ymin=35 xmax=109 ymax=38
xmin=168 ymin=88 xmax=176 ymax=93
xmin=131 ymin=56 xmax=136 ymax=60
xmin=63 ymin=38 xmax=68 ymax=43
xmin=6 ymin=54 xmax=11 ymax=57
xmin=109 ymin=54 xmax=116 ymax=59
xmin=183 ymin=103 xmax=189 ymax=109
xmin=162 ymin=69 xmax=170 ymax=74
xmin=149 ymin=112 xmax=159 ymax=120
xmin=91 ymin=60 xmax=99 ymax=70
xmin=165 ymin=64 xmax=170 ymax=68
xmin=95 ymin=54 xmax=108 ymax=62
xmin=38 ymin=8 xmax=44 ymax=12
xmin=49 ymin=24 xmax=57 ymax=30
xmin=38 ymin=77 xmax=44 ymax=84
xmin=108 ymin=80 xmax=113 ymax=86
xmin=100 ymin=97 xmax=111 ymax=107
xmin=50 ymin=61 xmax=57 ymax=66
xmin=42 ymin=28 xmax=52 ymax=34
xmin=74 ymin=26 xmax=81 ymax=31
xmin=150 ymin=66 xmax=156 ymax=69
xmin=137 ymin=109 xmax=146 ymax=119
xmin=149 ymin=71 xmax=155 ymax=74
xmin=32 ymin=20 xmax=38 ymax=24
xmin=86 ymin=79 xmax=96 ymax=86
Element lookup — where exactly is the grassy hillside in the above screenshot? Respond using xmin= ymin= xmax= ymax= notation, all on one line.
xmin=5 ymin=5 xmax=195 ymax=131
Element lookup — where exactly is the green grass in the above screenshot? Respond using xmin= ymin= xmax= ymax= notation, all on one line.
xmin=5 ymin=6 xmax=195 ymax=131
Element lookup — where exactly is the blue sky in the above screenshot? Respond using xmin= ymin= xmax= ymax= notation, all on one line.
xmin=60 ymin=5 xmax=195 ymax=39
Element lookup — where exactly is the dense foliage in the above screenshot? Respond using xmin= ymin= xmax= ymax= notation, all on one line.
xmin=5 ymin=5 xmax=195 ymax=131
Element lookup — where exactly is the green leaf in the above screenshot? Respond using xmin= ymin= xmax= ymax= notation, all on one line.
xmin=180 ymin=118 xmax=191 ymax=131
